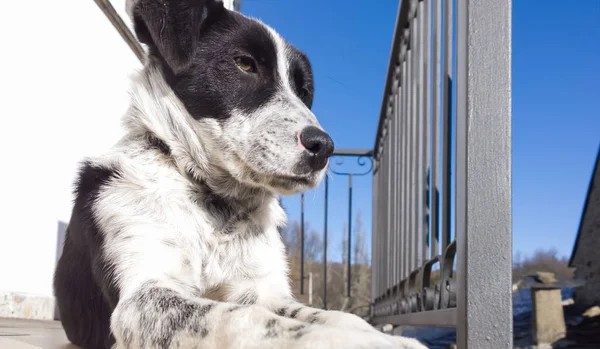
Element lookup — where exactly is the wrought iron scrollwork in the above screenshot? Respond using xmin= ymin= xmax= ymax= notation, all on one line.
xmin=329 ymin=154 xmax=374 ymax=176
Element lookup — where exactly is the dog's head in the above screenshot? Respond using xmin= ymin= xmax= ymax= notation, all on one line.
xmin=128 ymin=0 xmax=334 ymax=195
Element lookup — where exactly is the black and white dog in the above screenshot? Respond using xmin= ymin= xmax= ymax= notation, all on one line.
xmin=53 ymin=1 xmax=427 ymax=348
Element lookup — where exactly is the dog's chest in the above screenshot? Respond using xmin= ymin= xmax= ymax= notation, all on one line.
xmin=115 ymin=160 xmax=285 ymax=293
xmin=166 ymin=189 xmax=278 ymax=286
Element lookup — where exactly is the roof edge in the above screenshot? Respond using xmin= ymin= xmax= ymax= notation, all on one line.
xmin=569 ymin=143 xmax=600 ymax=267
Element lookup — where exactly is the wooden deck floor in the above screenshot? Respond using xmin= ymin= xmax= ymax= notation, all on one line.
xmin=0 ymin=318 xmax=77 ymax=349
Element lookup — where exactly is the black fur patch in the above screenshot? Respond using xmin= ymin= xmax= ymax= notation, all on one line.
xmin=265 ymin=318 xmax=280 ymax=338
xmin=289 ymin=307 xmax=302 ymax=318
xmin=190 ymin=180 xmax=262 ymax=235
xmin=275 ymin=307 xmax=287 ymax=317
xmin=289 ymin=324 xmax=306 ymax=332
xmin=131 ymin=0 xmax=314 ymax=121
xmin=146 ymin=133 xmax=171 ymax=156
xmin=308 ymin=311 xmax=322 ymax=324
xmin=120 ymin=286 xmax=214 ymax=348
xmin=53 ymin=161 xmax=123 ymax=349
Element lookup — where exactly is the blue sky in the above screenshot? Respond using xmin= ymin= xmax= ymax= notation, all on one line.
xmin=240 ymin=0 xmax=600 ymax=262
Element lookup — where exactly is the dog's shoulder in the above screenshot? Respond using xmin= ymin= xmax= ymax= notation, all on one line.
xmin=72 ymin=136 xmax=194 ymax=224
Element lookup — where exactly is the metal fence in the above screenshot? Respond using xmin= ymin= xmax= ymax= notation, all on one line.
xmin=370 ymin=0 xmax=512 ymax=348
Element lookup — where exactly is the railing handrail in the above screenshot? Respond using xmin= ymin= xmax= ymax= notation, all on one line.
xmin=332 ymin=149 xmax=373 ymax=157
xmin=373 ymin=0 xmax=411 ymax=160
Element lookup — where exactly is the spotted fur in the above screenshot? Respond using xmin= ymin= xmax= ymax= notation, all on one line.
xmin=53 ymin=1 xmax=427 ymax=348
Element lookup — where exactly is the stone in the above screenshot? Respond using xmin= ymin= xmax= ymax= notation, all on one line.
xmin=582 ymin=305 xmax=600 ymax=318
xmin=535 ymin=272 xmax=558 ymax=284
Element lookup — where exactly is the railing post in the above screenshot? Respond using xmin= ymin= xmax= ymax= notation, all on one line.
xmin=455 ymin=0 xmax=512 ymax=347
xmin=300 ymin=193 xmax=305 ymax=295
xmin=347 ymin=174 xmax=353 ymax=298
xmin=323 ymin=175 xmax=329 ymax=309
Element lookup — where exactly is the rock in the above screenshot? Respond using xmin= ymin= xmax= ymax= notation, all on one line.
xmin=535 ymin=272 xmax=558 ymax=284
xmin=582 ymin=305 xmax=600 ymax=318
xmin=561 ymin=298 xmax=574 ymax=306
xmin=381 ymin=324 xmax=394 ymax=333
xmin=374 ymin=323 xmax=394 ymax=333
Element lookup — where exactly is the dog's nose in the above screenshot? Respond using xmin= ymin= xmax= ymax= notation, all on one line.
xmin=300 ymin=126 xmax=334 ymax=171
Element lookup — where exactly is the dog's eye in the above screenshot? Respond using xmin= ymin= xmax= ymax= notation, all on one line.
xmin=235 ymin=56 xmax=257 ymax=73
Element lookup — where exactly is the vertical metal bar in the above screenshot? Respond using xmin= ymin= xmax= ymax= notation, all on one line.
xmin=404 ymin=34 xmax=411 ymax=280
xmin=380 ymin=155 xmax=384 ymax=299
xmin=390 ymin=85 xmax=398 ymax=287
xmin=397 ymin=58 xmax=404 ymax=286
xmin=381 ymin=149 xmax=385 ymax=298
xmin=401 ymin=31 xmax=409 ymax=281
xmin=424 ymin=0 xmax=432 ymax=264
xmin=394 ymin=72 xmax=401 ymax=293
xmin=410 ymin=3 xmax=419 ymax=272
xmin=389 ymin=99 xmax=394 ymax=297
xmin=390 ymin=116 xmax=394 ymax=295
xmin=392 ymin=88 xmax=397 ymax=294
xmin=441 ymin=0 xmax=453 ymax=252
xmin=323 ymin=175 xmax=329 ymax=309
xmin=407 ymin=16 xmax=415 ymax=276
xmin=377 ymin=156 xmax=382 ymax=298
xmin=418 ymin=0 xmax=427 ymax=267
xmin=431 ymin=0 xmax=442 ymax=259
xmin=381 ymin=130 xmax=386 ymax=294
xmin=455 ymin=0 xmax=512 ymax=347
xmin=378 ymin=147 xmax=383 ymax=298
xmin=380 ymin=144 xmax=386 ymax=297
xmin=300 ymin=193 xmax=305 ymax=295
xmin=389 ymin=113 xmax=394 ymax=294
xmin=372 ymin=164 xmax=379 ymax=303
xmin=347 ymin=174 xmax=353 ymax=297
xmin=381 ymin=128 xmax=390 ymax=294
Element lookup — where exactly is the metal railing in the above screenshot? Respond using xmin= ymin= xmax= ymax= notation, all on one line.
xmin=370 ymin=0 xmax=512 ymax=347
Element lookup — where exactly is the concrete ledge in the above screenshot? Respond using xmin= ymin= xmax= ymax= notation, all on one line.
xmin=0 ymin=291 xmax=55 ymax=321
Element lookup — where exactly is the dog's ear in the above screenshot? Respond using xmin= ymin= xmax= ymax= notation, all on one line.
xmin=128 ymin=0 xmax=225 ymax=73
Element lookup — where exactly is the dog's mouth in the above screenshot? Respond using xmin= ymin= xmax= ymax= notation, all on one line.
xmin=232 ymin=154 xmax=318 ymax=192
xmin=270 ymin=173 xmax=313 ymax=185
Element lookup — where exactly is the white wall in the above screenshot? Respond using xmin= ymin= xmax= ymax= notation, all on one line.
xmin=0 ymin=0 xmax=243 ymax=307
xmin=0 ymin=0 xmax=241 ymax=302
xmin=0 ymin=0 xmax=141 ymax=297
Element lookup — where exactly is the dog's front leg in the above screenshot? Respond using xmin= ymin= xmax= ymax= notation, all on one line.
xmin=110 ymin=282 xmax=324 ymax=349
xmin=110 ymin=281 xmax=297 ymax=349
xmin=111 ymin=281 xmax=412 ymax=349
